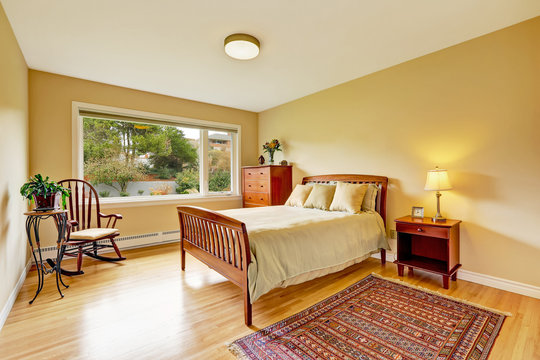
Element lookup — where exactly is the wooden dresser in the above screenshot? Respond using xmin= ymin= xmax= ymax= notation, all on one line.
xmin=242 ymin=165 xmax=292 ymax=208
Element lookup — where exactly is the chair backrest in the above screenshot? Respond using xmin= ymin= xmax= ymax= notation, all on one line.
xmin=58 ymin=179 xmax=102 ymax=231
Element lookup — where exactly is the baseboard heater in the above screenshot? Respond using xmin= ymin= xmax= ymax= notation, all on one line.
xmin=35 ymin=230 xmax=181 ymax=261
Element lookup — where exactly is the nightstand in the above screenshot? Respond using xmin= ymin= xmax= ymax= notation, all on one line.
xmin=394 ymin=216 xmax=461 ymax=289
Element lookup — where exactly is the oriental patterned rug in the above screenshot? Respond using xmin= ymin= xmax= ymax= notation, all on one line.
xmin=229 ymin=274 xmax=509 ymax=360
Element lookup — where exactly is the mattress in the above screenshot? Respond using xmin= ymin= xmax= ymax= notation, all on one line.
xmin=219 ymin=205 xmax=389 ymax=302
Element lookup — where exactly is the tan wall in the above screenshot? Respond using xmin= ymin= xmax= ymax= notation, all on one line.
xmin=29 ymin=71 xmax=258 ymax=246
xmin=259 ymin=17 xmax=540 ymax=287
xmin=0 ymin=4 xmax=29 ymax=315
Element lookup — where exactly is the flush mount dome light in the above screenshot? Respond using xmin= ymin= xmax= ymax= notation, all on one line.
xmin=224 ymin=33 xmax=260 ymax=60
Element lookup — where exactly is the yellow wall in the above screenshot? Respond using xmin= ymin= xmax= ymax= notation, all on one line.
xmin=29 ymin=71 xmax=258 ymax=245
xmin=0 ymin=4 xmax=29 ymax=315
xmin=259 ymin=17 xmax=540 ymax=287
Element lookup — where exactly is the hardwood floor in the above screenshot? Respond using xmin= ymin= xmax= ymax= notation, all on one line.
xmin=0 ymin=243 xmax=538 ymax=360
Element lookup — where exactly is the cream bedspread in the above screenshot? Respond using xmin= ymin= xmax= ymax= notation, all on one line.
xmin=219 ymin=206 xmax=389 ymax=303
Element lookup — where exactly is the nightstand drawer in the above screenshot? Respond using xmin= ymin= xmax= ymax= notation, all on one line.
xmin=244 ymin=192 xmax=269 ymax=205
xmin=396 ymin=223 xmax=449 ymax=239
xmin=244 ymin=167 xmax=269 ymax=180
xmin=244 ymin=179 xmax=269 ymax=193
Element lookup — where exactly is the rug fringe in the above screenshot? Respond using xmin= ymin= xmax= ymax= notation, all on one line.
xmin=228 ymin=342 xmax=250 ymax=360
xmin=370 ymin=273 xmax=513 ymax=317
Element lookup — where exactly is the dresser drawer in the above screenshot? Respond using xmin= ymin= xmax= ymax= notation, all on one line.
xmin=244 ymin=179 xmax=269 ymax=193
xmin=244 ymin=167 xmax=269 ymax=180
xmin=396 ymin=223 xmax=449 ymax=239
xmin=243 ymin=203 xmax=265 ymax=208
xmin=243 ymin=192 xmax=269 ymax=205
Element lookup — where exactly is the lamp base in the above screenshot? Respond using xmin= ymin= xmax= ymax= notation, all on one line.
xmin=432 ymin=191 xmax=446 ymax=222
xmin=432 ymin=215 xmax=446 ymax=222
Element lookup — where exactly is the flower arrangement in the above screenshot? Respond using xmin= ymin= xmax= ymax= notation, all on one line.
xmin=262 ymin=139 xmax=282 ymax=164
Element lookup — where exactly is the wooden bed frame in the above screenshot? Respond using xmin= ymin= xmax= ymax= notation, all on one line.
xmin=177 ymin=174 xmax=388 ymax=325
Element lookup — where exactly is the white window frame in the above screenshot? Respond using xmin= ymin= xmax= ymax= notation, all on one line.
xmin=72 ymin=101 xmax=241 ymax=207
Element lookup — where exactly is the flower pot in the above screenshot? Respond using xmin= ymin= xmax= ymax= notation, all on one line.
xmin=33 ymin=192 xmax=61 ymax=210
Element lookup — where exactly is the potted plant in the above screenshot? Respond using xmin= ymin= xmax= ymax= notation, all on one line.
xmin=20 ymin=174 xmax=71 ymax=210
xmin=262 ymin=139 xmax=282 ymax=165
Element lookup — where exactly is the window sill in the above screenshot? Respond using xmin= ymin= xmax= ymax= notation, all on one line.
xmin=98 ymin=194 xmax=242 ymax=209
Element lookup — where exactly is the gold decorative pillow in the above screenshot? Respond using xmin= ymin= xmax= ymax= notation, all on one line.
xmin=361 ymin=184 xmax=379 ymax=212
xmin=303 ymin=184 xmax=336 ymax=210
xmin=284 ymin=184 xmax=313 ymax=207
xmin=329 ymin=182 xmax=368 ymax=214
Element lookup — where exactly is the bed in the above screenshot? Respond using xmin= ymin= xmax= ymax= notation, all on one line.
xmin=177 ymin=174 xmax=389 ymax=325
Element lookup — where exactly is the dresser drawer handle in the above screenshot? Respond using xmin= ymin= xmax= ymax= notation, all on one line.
xmin=260 ymin=185 xmax=264 ymax=188
xmin=417 ymin=228 xmax=423 ymax=232
xmin=248 ymin=184 xmax=252 ymax=187
xmin=260 ymin=172 xmax=264 ymax=175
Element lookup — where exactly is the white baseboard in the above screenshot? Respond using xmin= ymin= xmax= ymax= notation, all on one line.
xmin=36 ymin=230 xmax=181 ymax=260
xmin=0 ymin=260 xmax=32 ymax=333
xmin=458 ymin=269 xmax=540 ymax=299
xmin=372 ymin=252 xmax=540 ymax=299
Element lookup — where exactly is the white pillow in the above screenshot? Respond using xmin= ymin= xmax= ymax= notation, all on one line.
xmin=329 ymin=182 xmax=368 ymax=214
xmin=361 ymin=184 xmax=379 ymax=212
xmin=284 ymin=184 xmax=312 ymax=207
xmin=303 ymin=184 xmax=336 ymax=210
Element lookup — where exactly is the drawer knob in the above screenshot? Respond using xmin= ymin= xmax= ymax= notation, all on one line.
xmin=260 ymin=198 xmax=263 ymax=200
xmin=260 ymin=172 xmax=263 ymax=175
xmin=248 ymin=184 xmax=252 ymax=187
xmin=417 ymin=228 xmax=423 ymax=232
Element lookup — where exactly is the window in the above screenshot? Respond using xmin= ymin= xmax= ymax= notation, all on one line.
xmin=73 ymin=103 xmax=240 ymax=201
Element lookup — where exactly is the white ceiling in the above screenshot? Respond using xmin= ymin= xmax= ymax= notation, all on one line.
xmin=2 ymin=1 xmax=540 ymax=112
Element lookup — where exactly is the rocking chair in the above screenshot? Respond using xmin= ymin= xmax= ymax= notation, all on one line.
xmin=56 ymin=179 xmax=126 ymax=275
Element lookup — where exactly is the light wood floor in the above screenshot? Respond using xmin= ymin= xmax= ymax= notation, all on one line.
xmin=0 ymin=243 xmax=538 ymax=360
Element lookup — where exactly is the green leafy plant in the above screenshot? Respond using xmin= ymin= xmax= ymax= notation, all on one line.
xmin=138 ymin=190 xmax=144 ymax=195
xmin=119 ymin=191 xmax=130 ymax=197
xmin=156 ymin=168 xmax=174 ymax=180
xmin=175 ymin=169 xmax=200 ymax=194
xmin=209 ymin=170 xmax=231 ymax=192
xmin=99 ymin=190 xmax=110 ymax=198
xmin=20 ymin=174 xmax=70 ymax=208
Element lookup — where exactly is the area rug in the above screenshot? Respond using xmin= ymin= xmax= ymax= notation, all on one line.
xmin=229 ymin=274 xmax=509 ymax=360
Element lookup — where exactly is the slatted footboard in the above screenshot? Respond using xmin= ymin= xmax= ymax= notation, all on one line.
xmin=177 ymin=205 xmax=253 ymax=325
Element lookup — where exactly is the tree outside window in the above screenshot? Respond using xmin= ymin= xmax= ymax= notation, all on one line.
xmin=82 ymin=117 xmax=232 ymax=198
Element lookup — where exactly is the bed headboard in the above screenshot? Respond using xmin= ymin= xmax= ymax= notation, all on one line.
xmin=301 ymin=174 xmax=388 ymax=225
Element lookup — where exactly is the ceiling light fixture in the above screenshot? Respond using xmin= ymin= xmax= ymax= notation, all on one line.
xmin=224 ymin=33 xmax=260 ymax=60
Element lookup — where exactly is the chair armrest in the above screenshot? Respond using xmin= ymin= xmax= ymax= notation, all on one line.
xmin=62 ymin=219 xmax=79 ymax=244
xmin=98 ymin=212 xmax=123 ymax=228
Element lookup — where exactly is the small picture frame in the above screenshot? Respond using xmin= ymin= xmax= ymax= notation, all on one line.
xmin=411 ymin=206 xmax=424 ymax=219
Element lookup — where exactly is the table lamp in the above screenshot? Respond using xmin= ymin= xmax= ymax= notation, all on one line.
xmin=424 ymin=166 xmax=452 ymax=222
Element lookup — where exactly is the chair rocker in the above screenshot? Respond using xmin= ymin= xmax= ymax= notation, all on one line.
xmin=57 ymin=179 xmax=126 ymax=275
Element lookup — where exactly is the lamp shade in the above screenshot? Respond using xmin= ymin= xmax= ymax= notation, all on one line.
xmin=424 ymin=167 xmax=452 ymax=191
xmin=224 ymin=34 xmax=260 ymax=60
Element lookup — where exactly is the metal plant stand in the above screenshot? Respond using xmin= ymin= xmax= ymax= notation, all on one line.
xmin=24 ymin=210 xmax=69 ymax=304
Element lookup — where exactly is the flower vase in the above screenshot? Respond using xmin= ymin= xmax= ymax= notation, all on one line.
xmin=268 ymin=152 xmax=275 ymax=165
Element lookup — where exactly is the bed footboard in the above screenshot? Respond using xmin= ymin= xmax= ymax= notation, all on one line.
xmin=177 ymin=205 xmax=252 ymax=325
